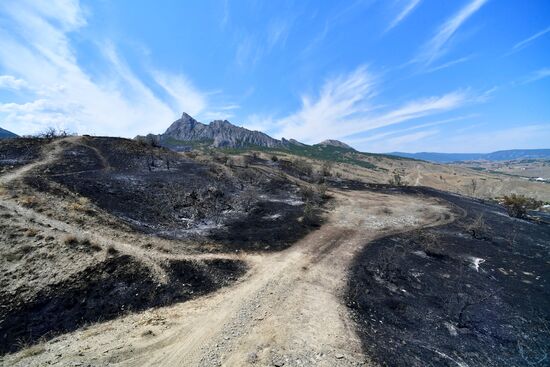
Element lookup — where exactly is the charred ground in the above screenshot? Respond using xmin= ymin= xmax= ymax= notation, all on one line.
xmin=21 ymin=136 xmax=325 ymax=251
xmin=346 ymin=186 xmax=550 ymax=367
xmin=2 ymin=135 xmax=549 ymax=365
xmin=0 ymin=136 xmax=327 ymax=355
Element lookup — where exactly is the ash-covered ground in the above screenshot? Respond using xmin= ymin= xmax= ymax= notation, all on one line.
xmin=346 ymin=186 xmax=550 ymax=367
xmin=0 ymin=136 xmax=326 ymax=355
xmin=0 ymin=138 xmax=43 ymax=173
xmin=24 ymin=137 xmax=324 ymax=252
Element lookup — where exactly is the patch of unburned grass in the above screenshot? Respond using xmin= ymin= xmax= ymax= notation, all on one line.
xmin=20 ymin=195 xmax=39 ymax=208
xmin=68 ymin=196 xmax=93 ymax=214
xmin=12 ymin=343 xmax=46 ymax=363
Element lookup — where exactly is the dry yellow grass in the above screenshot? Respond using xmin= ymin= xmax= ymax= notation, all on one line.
xmin=68 ymin=196 xmax=92 ymax=213
xmin=20 ymin=195 xmax=39 ymax=208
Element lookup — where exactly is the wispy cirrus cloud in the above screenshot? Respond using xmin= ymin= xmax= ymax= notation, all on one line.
xmin=423 ymin=55 xmax=474 ymax=73
xmin=0 ymin=0 xmax=226 ymax=136
xmin=415 ymin=0 xmax=487 ymax=65
xmin=386 ymin=0 xmax=421 ymax=32
xmin=358 ymin=123 xmax=550 ymax=153
xmin=267 ymin=18 xmax=292 ymax=50
xmin=152 ymin=70 xmax=208 ymax=117
xmin=509 ymin=25 xmax=550 ymax=54
xmin=234 ymin=16 xmax=294 ymax=68
xmin=268 ymin=66 xmax=474 ymax=144
xmin=520 ymin=68 xmax=550 ymax=85
xmin=347 ymin=115 xmax=475 ymax=145
xmin=427 ymin=124 xmax=550 ymax=153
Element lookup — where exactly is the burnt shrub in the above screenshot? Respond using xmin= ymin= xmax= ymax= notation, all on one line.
xmin=466 ymin=214 xmax=490 ymax=240
xmin=502 ymin=194 xmax=542 ymax=218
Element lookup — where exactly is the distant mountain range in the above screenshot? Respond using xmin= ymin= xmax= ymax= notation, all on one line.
xmin=139 ymin=113 xmax=548 ymax=164
xmin=137 ymin=112 xmax=352 ymax=150
xmin=390 ymin=150 xmax=550 ymax=163
xmin=0 ymin=127 xmax=17 ymax=139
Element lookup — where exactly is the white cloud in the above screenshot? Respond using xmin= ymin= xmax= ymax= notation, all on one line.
xmin=386 ymin=0 xmax=421 ymax=32
xmin=0 ymin=75 xmax=28 ymax=90
xmin=510 ymin=26 xmax=550 ymax=53
xmin=235 ymin=36 xmax=262 ymax=68
xmin=0 ymin=0 xmax=222 ymax=137
xmin=242 ymin=114 xmax=276 ymax=132
xmin=356 ymin=123 xmax=550 ymax=153
xmin=347 ymin=115 xmax=473 ymax=145
xmin=220 ymin=0 xmax=229 ymax=29
xmin=267 ymin=19 xmax=292 ymax=50
xmin=416 ymin=0 xmax=487 ymax=65
xmin=152 ymin=71 xmax=207 ymax=117
xmin=427 ymin=124 xmax=550 ymax=153
xmin=423 ymin=55 xmax=473 ymax=73
xmin=386 ymin=129 xmax=438 ymax=147
xmin=271 ymin=66 xmax=472 ymax=144
xmin=521 ymin=68 xmax=550 ymax=84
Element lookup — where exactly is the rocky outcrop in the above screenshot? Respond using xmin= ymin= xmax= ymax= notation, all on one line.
xmin=316 ymin=139 xmax=354 ymax=150
xmin=161 ymin=113 xmax=282 ymax=148
xmin=281 ymin=138 xmax=307 ymax=147
xmin=137 ymin=113 xmax=347 ymax=151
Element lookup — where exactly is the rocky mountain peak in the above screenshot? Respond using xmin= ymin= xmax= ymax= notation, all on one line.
xmin=140 ymin=112 xmax=356 ymax=151
xmin=317 ymin=139 xmax=354 ymax=150
xmin=160 ymin=113 xmax=282 ymax=148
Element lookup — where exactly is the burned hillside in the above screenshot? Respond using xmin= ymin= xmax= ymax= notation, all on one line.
xmin=346 ymin=187 xmax=550 ymax=367
xmin=0 ymin=135 xmax=328 ymax=356
xmin=18 ymin=136 xmax=325 ymax=252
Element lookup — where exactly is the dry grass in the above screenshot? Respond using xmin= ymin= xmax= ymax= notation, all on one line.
xmin=12 ymin=342 xmax=46 ymax=363
xmin=63 ymin=235 xmax=102 ymax=251
xmin=68 ymin=196 xmax=93 ymax=214
xmin=20 ymin=195 xmax=39 ymax=208
xmin=25 ymin=228 xmax=39 ymax=237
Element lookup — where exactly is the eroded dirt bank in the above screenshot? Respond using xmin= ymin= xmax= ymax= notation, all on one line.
xmin=346 ymin=187 xmax=550 ymax=367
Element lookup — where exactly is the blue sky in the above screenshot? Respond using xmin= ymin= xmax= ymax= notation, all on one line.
xmin=0 ymin=0 xmax=549 ymax=152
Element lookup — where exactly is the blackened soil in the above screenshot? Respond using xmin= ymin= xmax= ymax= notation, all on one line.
xmin=22 ymin=137 xmax=315 ymax=252
xmin=208 ymin=200 xmax=319 ymax=252
xmin=346 ymin=187 xmax=550 ymax=367
xmin=0 ymin=138 xmax=44 ymax=172
xmin=0 ymin=255 xmax=246 ymax=355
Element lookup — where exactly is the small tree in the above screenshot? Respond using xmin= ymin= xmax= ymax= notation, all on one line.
xmin=37 ymin=127 xmax=71 ymax=140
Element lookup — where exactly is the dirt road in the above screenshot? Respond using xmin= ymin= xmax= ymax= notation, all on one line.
xmin=2 ymin=178 xmax=451 ymax=366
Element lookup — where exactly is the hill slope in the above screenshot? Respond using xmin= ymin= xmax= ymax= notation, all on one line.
xmin=0 ymin=127 xmax=17 ymax=139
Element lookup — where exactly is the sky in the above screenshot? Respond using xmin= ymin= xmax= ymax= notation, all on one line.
xmin=0 ymin=0 xmax=549 ymax=153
